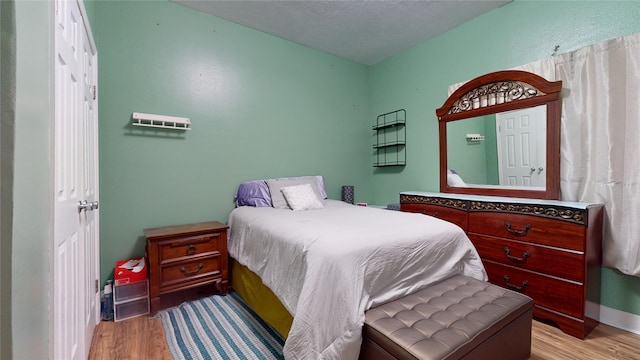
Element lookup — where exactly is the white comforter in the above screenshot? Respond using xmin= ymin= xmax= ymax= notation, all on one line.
xmin=228 ymin=200 xmax=486 ymax=360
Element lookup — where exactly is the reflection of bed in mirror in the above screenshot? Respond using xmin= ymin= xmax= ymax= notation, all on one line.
xmin=437 ymin=70 xmax=562 ymax=199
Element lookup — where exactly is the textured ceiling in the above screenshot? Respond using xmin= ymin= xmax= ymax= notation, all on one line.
xmin=172 ymin=0 xmax=511 ymax=65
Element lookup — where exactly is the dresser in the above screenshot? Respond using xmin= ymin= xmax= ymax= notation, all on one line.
xmin=400 ymin=191 xmax=603 ymax=339
xmin=145 ymin=221 xmax=229 ymax=315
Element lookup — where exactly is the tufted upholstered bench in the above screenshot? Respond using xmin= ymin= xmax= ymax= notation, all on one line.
xmin=359 ymin=274 xmax=534 ymax=360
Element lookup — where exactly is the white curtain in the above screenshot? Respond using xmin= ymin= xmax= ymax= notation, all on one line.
xmin=555 ymin=33 xmax=640 ymax=276
xmin=446 ymin=32 xmax=640 ymax=276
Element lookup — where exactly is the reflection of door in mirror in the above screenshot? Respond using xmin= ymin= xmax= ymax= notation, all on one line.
xmin=496 ymin=105 xmax=546 ymax=188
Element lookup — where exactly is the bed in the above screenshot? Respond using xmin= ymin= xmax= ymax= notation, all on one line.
xmin=228 ymin=176 xmax=487 ymax=360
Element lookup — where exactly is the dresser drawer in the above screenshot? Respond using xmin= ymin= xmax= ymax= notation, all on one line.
xmin=469 ymin=212 xmax=585 ymax=251
xmin=159 ymin=233 xmax=222 ymax=263
xmin=160 ymin=256 xmax=222 ymax=290
xmin=469 ymin=233 xmax=585 ymax=282
xmin=401 ymin=203 xmax=468 ymax=229
xmin=483 ymin=260 xmax=584 ymax=319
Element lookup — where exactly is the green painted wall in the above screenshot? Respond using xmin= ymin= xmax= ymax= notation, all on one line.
xmin=83 ymin=0 xmax=96 ymax=25
xmin=444 ymin=114 xmax=498 ymax=186
xmin=370 ymin=0 xmax=640 ymax=316
xmin=446 ymin=116 xmax=489 ymax=185
xmin=94 ymin=1 xmax=371 ymax=283
xmin=484 ymin=117 xmax=499 ymax=185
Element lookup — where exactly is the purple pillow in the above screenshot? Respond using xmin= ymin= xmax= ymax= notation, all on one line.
xmin=235 ymin=180 xmax=272 ymax=207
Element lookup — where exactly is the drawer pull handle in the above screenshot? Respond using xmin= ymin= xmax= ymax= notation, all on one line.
xmin=187 ymin=244 xmax=196 ymax=255
xmin=504 ymin=221 xmax=531 ymax=236
xmin=504 ymin=247 xmax=530 ymax=263
xmin=503 ymin=275 xmax=529 ymax=292
xmin=180 ymin=263 xmax=204 ymax=275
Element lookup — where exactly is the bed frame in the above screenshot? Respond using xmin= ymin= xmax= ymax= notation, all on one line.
xmin=231 ymin=259 xmax=293 ymax=338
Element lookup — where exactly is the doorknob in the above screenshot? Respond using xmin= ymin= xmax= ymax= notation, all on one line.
xmin=78 ymin=200 xmax=100 ymax=212
xmin=78 ymin=200 xmax=90 ymax=212
xmin=538 ymin=167 xmax=544 ymax=173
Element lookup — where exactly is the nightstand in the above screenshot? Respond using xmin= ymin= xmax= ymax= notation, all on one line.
xmin=144 ymin=221 xmax=229 ymax=315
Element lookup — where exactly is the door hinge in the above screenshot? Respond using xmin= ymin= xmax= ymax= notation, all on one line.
xmin=92 ymin=85 xmax=97 ymax=100
xmin=95 ymin=279 xmax=99 ymax=293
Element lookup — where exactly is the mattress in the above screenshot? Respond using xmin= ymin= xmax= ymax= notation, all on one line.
xmin=228 ymin=200 xmax=486 ymax=360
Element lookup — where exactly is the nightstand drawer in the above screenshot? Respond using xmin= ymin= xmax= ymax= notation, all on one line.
xmin=160 ymin=256 xmax=222 ymax=289
xmin=159 ymin=233 xmax=221 ymax=263
xmin=469 ymin=212 xmax=586 ymax=251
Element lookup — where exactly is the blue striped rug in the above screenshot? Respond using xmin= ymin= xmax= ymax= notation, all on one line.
xmin=159 ymin=292 xmax=285 ymax=360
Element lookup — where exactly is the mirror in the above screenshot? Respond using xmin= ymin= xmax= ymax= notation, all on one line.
xmin=447 ymin=104 xmax=547 ymax=189
xmin=437 ymin=70 xmax=562 ymax=200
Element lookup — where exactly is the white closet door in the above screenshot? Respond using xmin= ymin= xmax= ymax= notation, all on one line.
xmin=79 ymin=3 xmax=100 ymax=353
xmin=53 ymin=0 xmax=99 ymax=359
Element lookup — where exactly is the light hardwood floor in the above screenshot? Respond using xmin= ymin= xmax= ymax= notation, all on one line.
xmin=89 ymin=316 xmax=640 ymax=359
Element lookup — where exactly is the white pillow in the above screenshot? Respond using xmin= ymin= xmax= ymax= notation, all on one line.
xmin=275 ymin=175 xmax=327 ymax=199
xmin=280 ymin=184 xmax=324 ymax=211
xmin=266 ymin=178 xmax=326 ymax=209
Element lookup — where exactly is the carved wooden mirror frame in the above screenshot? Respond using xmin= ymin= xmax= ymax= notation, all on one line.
xmin=436 ymin=70 xmax=562 ymax=199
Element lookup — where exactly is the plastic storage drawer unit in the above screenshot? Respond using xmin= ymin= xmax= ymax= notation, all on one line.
xmin=114 ymin=296 xmax=150 ymax=322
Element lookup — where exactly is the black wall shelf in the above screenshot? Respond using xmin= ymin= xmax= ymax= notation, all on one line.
xmin=373 ymin=109 xmax=406 ymax=167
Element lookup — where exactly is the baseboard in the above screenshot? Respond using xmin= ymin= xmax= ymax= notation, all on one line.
xmin=587 ymin=301 xmax=640 ymax=336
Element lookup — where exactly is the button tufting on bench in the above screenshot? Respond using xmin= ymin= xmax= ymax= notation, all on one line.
xmin=360 ymin=275 xmax=534 ymax=360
